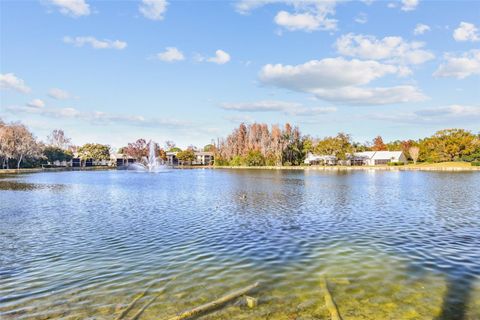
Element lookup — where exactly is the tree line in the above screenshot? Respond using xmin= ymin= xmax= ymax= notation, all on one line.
xmin=1 ymin=118 xmax=479 ymax=169
xmin=214 ymin=123 xmax=480 ymax=166
xmin=0 ymin=119 xmax=110 ymax=169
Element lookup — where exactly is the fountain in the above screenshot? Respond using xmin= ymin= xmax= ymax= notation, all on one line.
xmin=127 ymin=140 xmax=169 ymax=172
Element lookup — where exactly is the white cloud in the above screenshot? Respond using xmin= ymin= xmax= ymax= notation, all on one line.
xmin=415 ymin=105 xmax=480 ymax=117
xmin=259 ymin=57 xmax=427 ymax=105
xmin=139 ymin=0 xmax=168 ymax=21
xmin=156 ymin=47 xmax=185 ymax=62
xmin=413 ymin=23 xmax=430 ymax=35
xmin=63 ymin=36 xmax=127 ymax=50
xmin=207 ymin=50 xmax=231 ymax=64
xmin=275 ymin=11 xmax=322 ymax=32
xmin=26 ymin=99 xmax=45 ymax=108
xmin=221 ymin=100 xmax=336 ymax=116
xmin=5 ymin=105 xmax=187 ymax=128
xmin=309 ymin=85 xmax=426 ymax=105
xmin=373 ymin=105 xmax=480 ymax=123
xmin=48 ymin=0 xmax=90 ymax=17
xmin=335 ymin=33 xmax=435 ymax=65
xmin=401 ymin=0 xmax=419 ymax=11
xmin=453 ymin=22 xmax=479 ymax=42
xmin=0 ymin=73 xmax=31 ymax=94
xmin=433 ymin=49 xmax=480 ymax=79
xmin=236 ymin=0 xmax=338 ymax=32
xmin=48 ymin=88 xmax=71 ymax=100
xmin=225 ymin=114 xmax=255 ymax=124
xmin=354 ymin=13 xmax=368 ymax=24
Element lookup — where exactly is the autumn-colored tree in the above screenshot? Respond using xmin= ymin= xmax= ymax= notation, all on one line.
xmin=372 ymin=136 xmax=387 ymax=151
xmin=409 ymin=146 xmax=420 ymax=164
xmin=123 ymin=139 xmax=148 ymax=160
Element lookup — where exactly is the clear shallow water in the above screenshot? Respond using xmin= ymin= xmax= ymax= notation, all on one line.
xmin=0 ymin=169 xmax=479 ymax=320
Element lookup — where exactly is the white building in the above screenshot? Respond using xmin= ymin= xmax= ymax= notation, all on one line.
xmin=166 ymin=151 xmax=214 ymax=166
xmin=353 ymin=151 xmax=407 ymax=166
xmin=304 ymin=153 xmax=337 ymax=165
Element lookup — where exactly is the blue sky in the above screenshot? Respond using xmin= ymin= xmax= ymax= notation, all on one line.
xmin=1 ymin=0 xmax=479 ymax=149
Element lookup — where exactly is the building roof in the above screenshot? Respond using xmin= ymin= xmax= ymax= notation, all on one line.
xmin=195 ymin=151 xmax=214 ymax=156
xmin=354 ymin=151 xmax=404 ymax=160
xmin=304 ymin=153 xmax=337 ymax=163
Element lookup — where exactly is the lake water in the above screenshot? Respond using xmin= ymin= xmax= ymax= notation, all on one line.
xmin=1 ymin=169 xmax=479 ymax=320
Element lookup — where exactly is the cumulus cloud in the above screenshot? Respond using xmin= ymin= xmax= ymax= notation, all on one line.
xmin=236 ymin=0 xmax=338 ymax=32
xmin=156 ymin=47 xmax=185 ymax=62
xmin=5 ymin=105 xmax=187 ymax=128
xmin=335 ymin=33 xmax=434 ymax=65
xmin=373 ymin=105 xmax=480 ymax=123
xmin=26 ymin=99 xmax=45 ymax=108
xmin=453 ymin=22 xmax=479 ymax=42
xmin=139 ymin=0 xmax=168 ymax=20
xmin=48 ymin=88 xmax=71 ymax=100
xmin=401 ymin=0 xmax=419 ymax=11
xmin=63 ymin=36 xmax=127 ymax=50
xmin=433 ymin=49 xmax=480 ymax=79
xmin=0 ymin=73 xmax=31 ymax=94
xmin=259 ymin=57 xmax=427 ymax=105
xmin=207 ymin=50 xmax=231 ymax=64
xmin=413 ymin=23 xmax=430 ymax=35
xmin=221 ymin=100 xmax=336 ymax=116
xmin=48 ymin=0 xmax=90 ymax=17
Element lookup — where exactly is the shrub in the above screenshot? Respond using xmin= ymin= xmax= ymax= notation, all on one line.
xmin=387 ymin=162 xmax=405 ymax=166
xmin=472 ymin=161 xmax=480 ymax=166
xmin=245 ymin=150 xmax=265 ymax=166
xmin=230 ymin=156 xmax=244 ymax=166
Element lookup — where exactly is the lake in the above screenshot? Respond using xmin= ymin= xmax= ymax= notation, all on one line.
xmin=0 ymin=169 xmax=479 ymax=319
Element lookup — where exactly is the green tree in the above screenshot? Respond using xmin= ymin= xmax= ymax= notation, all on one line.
xmin=419 ymin=129 xmax=479 ymax=162
xmin=314 ymin=133 xmax=353 ymax=160
xmin=203 ymin=144 xmax=215 ymax=152
xmin=77 ymin=143 xmax=110 ymax=161
xmin=43 ymin=146 xmax=73 ymax=162
xmin=176 ymin=149 xmax=195 ymax=164
xmin=245 ymin=150 xmax=265 ymax=166
xmin=302 ymin=136 xmax=315 ymax=155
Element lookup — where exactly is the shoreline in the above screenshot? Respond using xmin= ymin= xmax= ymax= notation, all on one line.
xmin=1 ymin=164 xmax=479 ymax=175
xmin=0 ymin=166 xmax=115 ymax=175
xmin=180 ymin=165 xmax=480 ymax=172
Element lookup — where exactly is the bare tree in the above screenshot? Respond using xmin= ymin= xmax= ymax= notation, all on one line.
xmin=47 ymin=129 xmax=71 ymax=149
xmin=409 ymin=146 xmax=420 ymax=164
xmin=164 ymin=140 xmax=176 ymax=151
xmin=0 ymin=123 xmax=40 ymax=169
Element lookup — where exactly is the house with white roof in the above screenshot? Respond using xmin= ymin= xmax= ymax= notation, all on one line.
xmin=304 ymin=153 xmax=337 ymax=165
xmin=352 ymin=151 xmax=407 ymax=166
